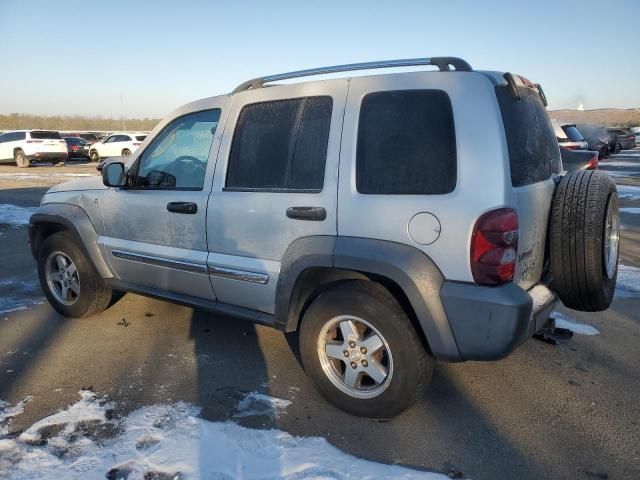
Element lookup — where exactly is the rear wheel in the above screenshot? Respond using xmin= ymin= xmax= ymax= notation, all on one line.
xmin=37 ymin=231 xmax=113 ymax=318
xmin=89 ymin=150 xmax=100 ymax=162
xmin=299 ymin=281 xmax=433 ymax=418
xmin=14 ymin=150 xmax=29 ymax=168
xmin=122 ymin=149 xmax=132 ymax=156
xmin=550 ymin=170 xmax=619 ymax=311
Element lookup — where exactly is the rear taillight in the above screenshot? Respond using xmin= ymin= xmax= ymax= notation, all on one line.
xmin=70 ymin=145 xmax=80 ymax=151
xmin=587 ymin=154 xmax=598 ymax=170
xmin=470 ymin=208 xmax=519 ymax=285
xmin=564 ymin=145 xmax=579 ymax=150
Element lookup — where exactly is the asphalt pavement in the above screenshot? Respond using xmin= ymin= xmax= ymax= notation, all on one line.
xmin=0 ymin=155 xmax=639 ymax=479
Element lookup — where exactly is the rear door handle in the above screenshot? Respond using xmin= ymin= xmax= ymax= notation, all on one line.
xmin=286 ymin=206 xmax=326 ymax=221
xmin=167 ymin=201 xmax=198 ymax=214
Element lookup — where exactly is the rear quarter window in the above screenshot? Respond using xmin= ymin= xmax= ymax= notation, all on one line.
xmin=356 ymin=89 xmax=456 ymax=195
xmin=496 ymin=86 xmax=560 ymax=187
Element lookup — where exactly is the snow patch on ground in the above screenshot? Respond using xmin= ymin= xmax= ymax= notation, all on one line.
xmin=0 ymin=397 xmax=32 ymax=436
xmin=616 ymin=264 xmax=640 ymax=298
xmin=621 ymin=207 xmax=640 ymax=214
xmin=553 ymin=312 xmax=599 ymax=336
xmin=600 ymin=161 xmax=640 ymax=168
xmin=0 ymin=204 xmax=37 ymax=226
xmin=0 ymin=390 xmax=449 ymax=480
xmin=233 ymin=392 xmax=292 ymax=419
xmin=617 ymin=185 xmax=640 ymax=200
xmin=0 ymin=279 xmax=43 ymax=314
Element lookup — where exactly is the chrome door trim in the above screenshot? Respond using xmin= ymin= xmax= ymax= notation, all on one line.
xmin=207 ymin=265 xmax=269 ymax=284
xmin=111 ymin=250 xmax=208 ymax=274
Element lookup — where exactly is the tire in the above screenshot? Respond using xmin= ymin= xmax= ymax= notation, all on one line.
xmin=37 ymin=231 xmax=113 ymax=318
xmin=614 ymin=143 xmax=622 ymax=154
xmin=550 ymin=170 xmax=619 ymax=312
xmin=89 ymin=150 xmax=100 ymax=162
xmin=299 ymin=281 xmax=433 ymax=418
xmin=122 ymin=149 xmax=131 ymax=156
xmin=14 ymin=150 xmax=30 ymax=168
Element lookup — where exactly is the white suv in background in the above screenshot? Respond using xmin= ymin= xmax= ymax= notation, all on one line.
xmin=89 ymin=133 xmax=148 ymax=162
xmin=0 ymin=130 xmax=68 ymax=167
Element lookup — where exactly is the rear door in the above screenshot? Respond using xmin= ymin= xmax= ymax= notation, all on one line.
xmin=0 ymin=133 xmax=13 ymax=160
xmin=206 ymin=81 xmax=347 ymax=313
xmin=495 ymin=83 xmax=561 ymax=289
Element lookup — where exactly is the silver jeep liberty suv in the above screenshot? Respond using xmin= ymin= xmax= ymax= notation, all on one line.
xmin=29 ymin=57 xmax=619 ymax=418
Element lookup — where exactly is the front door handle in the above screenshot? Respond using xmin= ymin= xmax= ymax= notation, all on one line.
xmin=167 ymin=201 xmax=198 ymax=214
xmin=286 ymin=206 xmax=326 ymax=221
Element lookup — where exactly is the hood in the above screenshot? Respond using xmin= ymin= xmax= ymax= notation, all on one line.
xmin=47 ymin=175 xmax=107 ymax=194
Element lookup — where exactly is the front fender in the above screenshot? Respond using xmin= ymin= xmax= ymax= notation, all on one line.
xmin=29 ymin=203 xmax=114 ymax=279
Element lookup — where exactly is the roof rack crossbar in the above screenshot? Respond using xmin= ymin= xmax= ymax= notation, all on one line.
xmin=232 ymin=56 xmax=472 ymax=93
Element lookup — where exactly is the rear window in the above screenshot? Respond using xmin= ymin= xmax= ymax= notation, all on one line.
xmin=356 ymin=90 xmax=456 ymax=195
xmin=135 ymin=135 xmax=147 ymax=141
xmin=30 ymin=131 xmax=61 ymax=139
xmin=496 ymin=86 xmax=561 ymax=187
xmin=226 ymin=96 xmax=333 ymax=192
xmin=562 ymin=125 xmax=584 ymax=142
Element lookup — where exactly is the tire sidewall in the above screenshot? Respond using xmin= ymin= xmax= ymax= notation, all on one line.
xmin=15 ymin=150 xmax=29 ymax=168
xmin=299 ymin=283 xmax=430 ymax=418
xmin=37 ymin=232 xmax=103 ymax=318
xmin=90 ymin=150 xmax=99 ymax=162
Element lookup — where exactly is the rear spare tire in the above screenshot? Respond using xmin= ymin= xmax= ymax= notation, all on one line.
xmin=550 ymin=170 xmax=619 ymax=311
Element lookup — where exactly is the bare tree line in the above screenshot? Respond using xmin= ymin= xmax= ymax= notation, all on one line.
xmin=0 ymin=113 xmax=160 ymax=131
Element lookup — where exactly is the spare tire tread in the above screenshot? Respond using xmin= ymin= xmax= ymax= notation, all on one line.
xmin=550 ymin=170 xmax=617 ymax=312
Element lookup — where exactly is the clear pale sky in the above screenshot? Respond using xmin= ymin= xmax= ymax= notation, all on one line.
xmin=1 ymin=0 xmax=638 ymax=118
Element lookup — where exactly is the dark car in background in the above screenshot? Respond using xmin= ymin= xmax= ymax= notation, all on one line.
xmin=560 ymin=146 xmax=598 ymax=171
xmin=63 ymin=136 xmax=90 ymax=159
xmin=60 ymin=132 xmax=100 ymax=145
xmin=606 ymin=127 xmax=636 ymax=153
xmin=577 ymin=124 xmax=610 ymax=158
xmin=551 ymin=120 xmax=589 ymax=150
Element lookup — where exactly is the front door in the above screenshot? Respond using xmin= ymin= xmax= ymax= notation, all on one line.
xmin=206 ymin=81 xmax=348 ymax=313
xmin=100 ymin=101 xmax=230 ymax=300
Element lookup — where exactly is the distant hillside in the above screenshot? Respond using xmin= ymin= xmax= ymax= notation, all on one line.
xmin=549 ymin=109 xmax=640 ymax=127
xmin=0 ymin=113 xmax=160 ymax=132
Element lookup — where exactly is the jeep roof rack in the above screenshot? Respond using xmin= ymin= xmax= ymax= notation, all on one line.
xmin=232 ymin=56 xmax=472 ymax=93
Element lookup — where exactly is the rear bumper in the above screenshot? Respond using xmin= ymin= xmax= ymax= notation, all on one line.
xmin=440 ymin=281 xmax=557 ymax=361
xmin=26 ymin=151 xmax=68 ymax=161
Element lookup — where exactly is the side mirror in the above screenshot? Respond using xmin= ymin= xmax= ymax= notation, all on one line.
xmin=102 ymin=162 xmax=126 ymax=187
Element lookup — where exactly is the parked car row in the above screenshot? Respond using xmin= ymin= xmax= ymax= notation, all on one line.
xmin=551 ymin=120 xmax=638 ymax=167
xmin=0 ymin=129 xmax=148 ymax=167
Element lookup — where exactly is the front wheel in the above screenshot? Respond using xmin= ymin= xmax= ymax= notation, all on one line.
xmin=614 ymin=143 xmax=622 ymax=154
xmin=37 ymin=231 xmax=113 ymax=318
xmin=122 ymin=148 xmax=131 ymax=156
xmin=89 ymin=150 xmax=100 ymax=162
xmin=299 ymin=281 xmax=433 ymax=418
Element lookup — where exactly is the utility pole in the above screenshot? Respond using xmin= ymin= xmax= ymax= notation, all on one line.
xmin=120 ymin=91 xmax=125 ymax=131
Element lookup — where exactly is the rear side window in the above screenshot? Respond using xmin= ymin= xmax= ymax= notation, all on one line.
xmin=30 ymin=131 xmax=61 ymax=139
xmin=356 ymin=90 xmax=457 ymax=195
xmin=135 ymin=135 xmax=147 ymax=141
xmin=226 ymin=96 xmax=333 ymax=192
xmin=496 ymin=86 xmax=560 ymax=187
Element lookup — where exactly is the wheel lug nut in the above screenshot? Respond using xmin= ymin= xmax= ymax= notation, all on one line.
xmin=360 ymin=346 xmax=367 ymax=354
xmin=350 ymin=361 xmax=357 ymax=369
xmin=343 ymin=350 xmax=349 ymax=357
xmin=361 ymin=360 xmax=368 ymax=367
xmin=348 ymin=341 xmax=356 ymax=348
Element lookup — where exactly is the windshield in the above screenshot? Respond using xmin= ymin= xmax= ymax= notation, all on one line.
xmin=562 ymin=125 xmax=584 ymax=142
xmin=30 ymin=131 xmax=61 ymax=139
